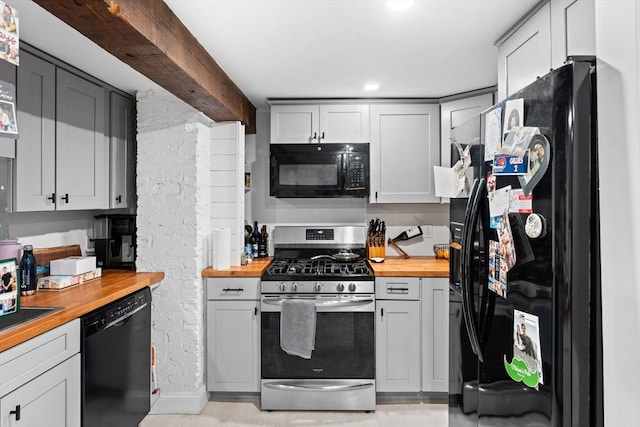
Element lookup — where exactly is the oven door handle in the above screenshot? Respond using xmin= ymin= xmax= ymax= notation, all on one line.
xmin=261 ymin=298 xmax=374 ymax=307
xmin=263 ymin=381 xmax=374 ymax=392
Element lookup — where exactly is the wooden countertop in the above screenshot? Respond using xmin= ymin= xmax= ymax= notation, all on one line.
xmin=202 ymin=257 xmax=273 ymax=277
xmin=0 ymin=270 xmax=164 ymax=352
xmin=201 ymin=256 xmax=448 ymax=278
xmin=369 ymin=256 xmax=449 ymax=277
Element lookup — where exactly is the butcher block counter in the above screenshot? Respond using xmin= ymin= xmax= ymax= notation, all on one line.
xmin=369 ymin=256 xmax=449 ymax=277
xmin=0 ymin=270 xmax=164 ymax=352
xmin=200 ymin=256 xmax=448 ymax=278
xmin=202 ymin=257 xmax=273 ymax=277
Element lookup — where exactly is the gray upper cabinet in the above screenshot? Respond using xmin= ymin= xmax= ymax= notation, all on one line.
xmin=14 ymin=50 xmax=56 ymax=212
xmin=56 ymin=68 xmax=108 ymax=211
xmin=14 ymin=48 xmax=132 ymax=212
xmin=109 ymin=92 xmax=134 ymax=209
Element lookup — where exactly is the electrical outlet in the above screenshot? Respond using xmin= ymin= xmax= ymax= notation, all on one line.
xmin=423 ymin=225 xmax=433 ymax=238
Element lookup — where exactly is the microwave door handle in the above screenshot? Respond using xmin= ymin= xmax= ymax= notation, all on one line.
xmin=339 ymin=153 xmax=346 ymax=190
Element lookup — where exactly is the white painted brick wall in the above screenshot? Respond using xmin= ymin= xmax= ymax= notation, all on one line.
xmin=136 ymin=89 xmax=211 ymax=413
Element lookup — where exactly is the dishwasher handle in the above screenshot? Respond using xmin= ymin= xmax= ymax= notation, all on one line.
xmin=102 ymin=303 xmax=148 ymax=330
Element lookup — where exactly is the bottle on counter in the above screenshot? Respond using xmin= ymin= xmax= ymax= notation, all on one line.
xmin=259 ymin=225 xmax=268 ymax=258
xmin=252 ymin=221 xmax=260 ymax=258
xmin=19 ymin=244 xmax=37 ymax=296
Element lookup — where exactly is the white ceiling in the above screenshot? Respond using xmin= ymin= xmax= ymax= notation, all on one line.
xmin=12 ymin=0 xmax=539 ymax=111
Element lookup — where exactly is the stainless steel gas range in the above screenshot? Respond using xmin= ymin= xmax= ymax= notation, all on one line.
xmin=260 ymin=226 xmax=375 ymax=411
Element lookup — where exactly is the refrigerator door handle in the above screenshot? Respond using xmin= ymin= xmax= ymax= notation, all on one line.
xmin=461 ymin=178 xmax=482 ymax=359
xmin=468 ymin=177 xmax=487 ymax=362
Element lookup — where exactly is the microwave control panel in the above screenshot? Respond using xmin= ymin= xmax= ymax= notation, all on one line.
xmin=345 ymin=153 xmax=368 ymax=190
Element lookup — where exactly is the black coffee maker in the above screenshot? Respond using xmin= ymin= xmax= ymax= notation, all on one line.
xmin=93 ymin=214 xmax=136 ymax=270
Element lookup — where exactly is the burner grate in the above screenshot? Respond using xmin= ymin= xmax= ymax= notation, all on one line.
xmin=265 ymin=258 xmax=371 ymax=278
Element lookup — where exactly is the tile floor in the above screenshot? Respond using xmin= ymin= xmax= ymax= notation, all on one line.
xmin=140 ymin=398 xmax=448 ymax=427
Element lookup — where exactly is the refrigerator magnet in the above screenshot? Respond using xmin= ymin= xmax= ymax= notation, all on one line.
xmin=484 ymin=107 xmax=502 ymax=161
xmin=505 ymin=309 xmax=544 ymax=389
xmin=509 ymin=189 xmax=533 ymax=214
xmin=488 ymin=240 xmax=507 ymax=298
xmin=503 ymin=99 xmax=524 ymax=136
xmin=492 ymin=152 xmax=530 ymax=175
xmin=518 ymin=134 xmax=551 ymax=195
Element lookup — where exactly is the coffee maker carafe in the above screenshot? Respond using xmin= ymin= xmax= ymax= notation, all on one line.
xmin=94 ymin=214 xmax=136 ymax=270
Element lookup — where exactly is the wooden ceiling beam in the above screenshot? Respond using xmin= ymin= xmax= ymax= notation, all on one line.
xmin=32 ymin=0 xmax=256 ymax=133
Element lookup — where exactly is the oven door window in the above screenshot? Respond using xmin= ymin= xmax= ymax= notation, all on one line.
xmin=261 ymin=312 xmax=374 ymax=379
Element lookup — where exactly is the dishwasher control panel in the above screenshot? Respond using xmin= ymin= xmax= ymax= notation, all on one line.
xmin=82 ymin=288 xmax=150 ymax=335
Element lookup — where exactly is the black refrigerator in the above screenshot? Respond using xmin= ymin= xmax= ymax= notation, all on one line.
xmin=448 ymin=58 xmax=603 ymax=427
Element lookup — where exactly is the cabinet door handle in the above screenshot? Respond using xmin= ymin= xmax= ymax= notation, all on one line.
xmin=320 ymin=131 xmax=325 ymax=140
xmin=381 ymin=308 xmax=384 ymax=318
xmin=222 ymin=288 xmax=244 ymax=292
xmin=10 ymin=404 xmax=20 ymax=421
xmin=47 ymin=192 xmax=56 ymax=204
xmin=254 ymin=307 xmax=258 ymax=316
xmin=311 ymin=132 xmax=317 ymax=141
xmin=116 ymin=195 xmax=122 ymax=204
xmin=61 ymin=193 xmax=69 ymax=203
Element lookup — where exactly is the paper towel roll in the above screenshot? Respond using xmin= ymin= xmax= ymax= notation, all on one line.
xmin=211 ymin=228 xmax=231 ymax=270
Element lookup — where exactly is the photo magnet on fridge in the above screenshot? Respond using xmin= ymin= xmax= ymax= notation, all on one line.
xmin=504 ymin=309 xmax=544 ymax=390
xmin=518 ymin=134 xmax=551 ymax=195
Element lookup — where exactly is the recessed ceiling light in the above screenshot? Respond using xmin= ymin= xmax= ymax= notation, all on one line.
xmin=387 ymin=0 xmax=413 ymax=11
xmin=364 ymin=83 xmax=380 ymax=92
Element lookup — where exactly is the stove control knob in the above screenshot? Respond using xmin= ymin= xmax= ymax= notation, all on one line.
xmin=279 ymin=282 xmax=287 ymax=292
xmin=348 ymin=283 xmax=357 ymax=292
xmin=337 ymin=283 xmax=345 ymax=292
xmin=292 ymin=282 xmax=299 ymax=292
xmin=314 ymin=282 xmax=322 ymax=292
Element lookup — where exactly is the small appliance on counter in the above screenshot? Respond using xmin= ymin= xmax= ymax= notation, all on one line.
xmin=93 ymin=214 xmax=136 ymax=270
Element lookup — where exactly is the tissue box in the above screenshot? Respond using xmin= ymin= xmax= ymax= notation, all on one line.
xmin=50 ymin=256 xmax=97 ymax=276
xmin=38 ymin=268 xmax=102 ymax=290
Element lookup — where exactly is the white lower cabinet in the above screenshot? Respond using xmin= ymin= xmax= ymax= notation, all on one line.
xmin=421 ymin=278 xmax=449 ymax=392
xmin=376 ymin=299 xmax=421 ymax=392
xmin=375 ymin=277 xmax=421 ymax=392
xmin=375 ymin=277 xmax=449 ymax=393
xmin=0 ymin=354 xmax=80 ymax=427
xmin=0 ymin=320 xmax=81 ymax=427
xmin=206 ymin=278 xmax=260 ymax=392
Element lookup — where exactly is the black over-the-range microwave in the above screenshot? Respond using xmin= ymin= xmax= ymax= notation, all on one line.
xmin=270 ymin=143 xmax=369 ymax=198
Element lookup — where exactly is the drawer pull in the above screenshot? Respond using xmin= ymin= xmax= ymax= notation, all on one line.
xmin=387 ymin=287 xmax=409 ymax=293
xmin=10 ymin=405 xmax=20 ymax=421
xmin=222 ymin=288 xmax=244 ymax=292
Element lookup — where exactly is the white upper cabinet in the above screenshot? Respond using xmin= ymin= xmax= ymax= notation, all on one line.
xmin=369 ymin=103 xmax=440 ymax=203
xmin=551 ymin=0 xmax=596 ymax=69
xmin=497 ymin=2 xmax=552 ymax=100
xmin=440 ymin=93 xmax=494 ymax=171
xmin=270 ymin=104 xmax=369 ymax=143
xmin=497 ymin=0 xmax=595 ymax=101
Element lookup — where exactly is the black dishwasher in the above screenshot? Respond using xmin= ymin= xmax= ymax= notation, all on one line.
xmin=81 ymin=287 xmax=151 ymax=427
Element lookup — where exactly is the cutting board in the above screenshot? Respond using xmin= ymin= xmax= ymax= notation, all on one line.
xmin=33 ymin=245 xmax=82 ymax=267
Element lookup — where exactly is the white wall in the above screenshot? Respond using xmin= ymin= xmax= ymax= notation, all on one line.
xmin=136 ymin=89 xmax=212 ymax=414
xmin=595 ymin=1 xmax=640 ymax=424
